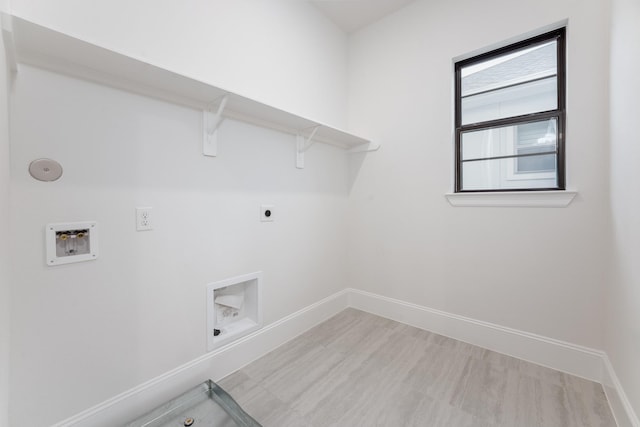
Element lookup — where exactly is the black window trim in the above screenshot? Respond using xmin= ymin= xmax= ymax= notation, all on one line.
xmin=454 ymin=27 xmax=566 ymax=193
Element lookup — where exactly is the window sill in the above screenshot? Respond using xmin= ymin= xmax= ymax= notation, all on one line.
xmin=445 ymin=191 xmax=577 ymax=207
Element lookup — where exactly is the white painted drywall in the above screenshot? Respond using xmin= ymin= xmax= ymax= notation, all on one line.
xmin=6 ymin=2 xmax=351 ymax=424
xmin=0 ymin=4 xmax=11 ymax=424
xmin=10 ymin=0 xmax=348 ymax=128
xmin=8 ymin=62 xmax=349 ymax=427
xmin=347 ymin=0 xmax=610 ymax=349
xmin=608 ymin=0 xmax=640 ymax=420
xmin=6 ymin=0 xmax=634 ymax=424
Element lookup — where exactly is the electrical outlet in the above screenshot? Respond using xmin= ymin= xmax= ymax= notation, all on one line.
xmin=136 ymin=207 xmax=153 ymax=231
xmin=260 ymin=205 xmax=274 ymax=222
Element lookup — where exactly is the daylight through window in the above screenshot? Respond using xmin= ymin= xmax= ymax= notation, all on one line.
xmin=454 ymin=28 xmax=566 ymax=192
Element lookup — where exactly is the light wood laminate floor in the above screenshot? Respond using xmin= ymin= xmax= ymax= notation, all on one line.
xmin=219 ymin=308 xmax=616 ymax=427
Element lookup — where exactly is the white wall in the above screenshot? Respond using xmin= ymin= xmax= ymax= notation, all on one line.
xmin=10 ymin=0 xmax=348 ymax=128
xmin=608 ymin=0 xmax=640 ymax=419
xmin=9 ymin=64 xmax=350 ymax=426
xmin=7 ymin=2 xmax=351 ymax=425
xmin=347 ymin=0 xmax=611 ymax=349
xmin=6 ymin=0 xmax=635 ymax=424
xmin=0 ymin=1 xmax=11 ymax=424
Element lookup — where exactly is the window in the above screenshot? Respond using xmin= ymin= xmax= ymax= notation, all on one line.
xmin=454 ymin=28 xmax=566 ymax=192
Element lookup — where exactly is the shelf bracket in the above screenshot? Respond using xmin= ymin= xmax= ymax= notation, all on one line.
xmin=203 ymin=94 xmax=229 ymax=157
xmin=1 ymin=14 xmax=18 ymax=74
xmin=296 ymin=125 xmax=321 ymax=169
xmin=349 ymin=141 xmax=381 ymax=153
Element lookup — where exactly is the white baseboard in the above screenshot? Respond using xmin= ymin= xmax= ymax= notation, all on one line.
xmin=347 ymin=288 xmax=639 ymax=427
xmin=602 ymin=354 xmax=640 ymax=427
xmin=53 ymin=287 xmax=638 ymax=427
xmin=53 ymin=289 xmax=349 ymax=427
xmin=348 ymin=288 xmax=605 ymax=381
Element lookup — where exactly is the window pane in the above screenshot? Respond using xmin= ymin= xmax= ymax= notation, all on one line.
xmin=455 ymin=29 xmax=565 ymax=192
xmin=461 ymin=77 xmax=557 ymax=125
xmin=517 ymin=150 xmax=556 ymax=172
xmin=461 ymin=118 xmax=557 ymax=161
xmin=461 ymin=41 xmax=557 ymax=96
xmin=461 ymin=155 xmax=557 ymax=191
xmin=460 ymin=41 xmax=557 ymax=125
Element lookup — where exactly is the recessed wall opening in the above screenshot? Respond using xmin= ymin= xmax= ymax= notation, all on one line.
xmin=206 ymin=272 xmax=262 ymax=351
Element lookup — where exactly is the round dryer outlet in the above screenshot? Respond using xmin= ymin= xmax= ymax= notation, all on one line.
xmin=260 ymin=205 xmax=274 ymax=222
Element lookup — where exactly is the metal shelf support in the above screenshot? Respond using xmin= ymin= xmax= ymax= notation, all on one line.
xmin=296 ymin=125 xmax=321 ymax=169
xmin=203 ymin=94 xmax=229 ymax=157
xmin=1 ymin=14 xmax=18 ymax=73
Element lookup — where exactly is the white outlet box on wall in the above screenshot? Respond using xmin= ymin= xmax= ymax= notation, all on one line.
xmin=136 ymin=207 xmax=153 ymax=231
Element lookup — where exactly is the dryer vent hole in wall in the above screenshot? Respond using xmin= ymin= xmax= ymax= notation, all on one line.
xmin=28 ymin=158 xmax=63 ymax=182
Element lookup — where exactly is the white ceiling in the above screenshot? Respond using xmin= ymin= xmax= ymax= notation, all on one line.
xmin=310 ymin=0 xmax=417 ymax=33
